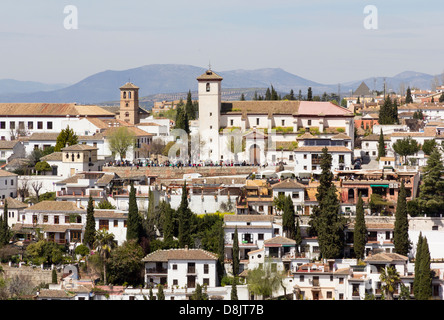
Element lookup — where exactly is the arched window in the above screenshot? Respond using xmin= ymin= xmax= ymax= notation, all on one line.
xmin=125 ymin=112 xmax=130 ymax=117
xmin=126 ymin=103 xmax=129 ymax=108
xmin=71 ymin=154 xmax=75 ymax=162
xmin=206 ymin=83 xmax=210 ymax=92
xmin=123 ymin=92 xmax=127 ymax=99
xmin=129 ymin=91 xmax=132 ymax=99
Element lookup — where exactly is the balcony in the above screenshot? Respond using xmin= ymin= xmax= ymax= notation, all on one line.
xmin=146 ymin=267 xmax=167 ymax=274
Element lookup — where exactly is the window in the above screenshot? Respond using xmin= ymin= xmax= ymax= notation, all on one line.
xmin=292 ymin=192 xmax=299 ymax=199
xmin=339 ymin=277 xmax=344 ymax=284
xmin=256 ymin=118 xmax=260 ymax=126
xmin=308 ymin=120 xmax=312 ymax=126
xmin=172 ymin=264 xmax=177 ymax=270
xmin=173 ymin=279 xmax=178 ymax=286
xmin=258 ymin=233 xmax=264 ymax=240
xmin=204 ymin=264 xmax=209 ymax=274
xmin=114 ymin=220 xmax=118 ymax=227
xmin=206 ymin=83 xmax=210 ymax=92
xmin=303 ymin=154 xmax=307 ymax=159
xmin=28 ymin=122 xmax=33 ymax=129
xmin=99 ymin=220 xmax=109 ymax=230
xmin=65 ymin=216 xmax=70 ymax=224
xmin=209 ymin=112 xmax=212 ymax=116
xmin=299 ymin=275 xmax=304 ymax=282
xmin=19 ymin=122 xmax=24 ymax=130
xmin=9 ymin=122 xmax=15 ymax=129
xmin=203 ymin=278 xmax=210 ymax=286
xmin=230 ymin=119 xmax=234 ymax=126
xmin=327 ymin=291 xmax=332 ymax=299
xmin=281 ymin=120 xmax=285 ymax=126
xmin=43 ymin=215 xmax=48 ymax=223
xmin=0 ymin=122 xmax=5 ymax=129
xmin=303 ymin=166 xmax=307 ymax=170
xmin=37 ymin=121 xmax=43 ymax=129
xmin=54 ymin=216 xmax=59 ymax=224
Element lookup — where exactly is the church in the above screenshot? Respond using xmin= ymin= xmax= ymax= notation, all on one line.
xmin=195 ymin=69 xmax=355 ymax=171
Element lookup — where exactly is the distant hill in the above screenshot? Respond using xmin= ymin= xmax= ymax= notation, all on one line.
xmin=0 ymin=79 xmax=68 ymax=95
xmin=0 ymin=64 xmax=440 ymax=104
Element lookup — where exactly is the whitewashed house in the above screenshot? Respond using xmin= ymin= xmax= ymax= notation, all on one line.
xmin=142 ymin=248 xmax=218 ymax=289
xmin=0 ymin=170 xmax=18 ymax=199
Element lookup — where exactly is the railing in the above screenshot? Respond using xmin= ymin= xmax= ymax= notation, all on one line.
xmin=147 ymin=268 xmax=167 ymax=274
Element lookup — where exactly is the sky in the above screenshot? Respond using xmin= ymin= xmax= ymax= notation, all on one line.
xmin=0 ymin=0 xmax=443 ymax=85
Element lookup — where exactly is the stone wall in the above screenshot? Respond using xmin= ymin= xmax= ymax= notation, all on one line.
xmin=103 ymin=165 xmax=259 ymax=179
xmin=1 ymin=263 xmax=55 ymax=286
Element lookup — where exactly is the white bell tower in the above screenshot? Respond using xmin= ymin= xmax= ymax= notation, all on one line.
xmin=197 ymin=68 xmax=223 ymax=162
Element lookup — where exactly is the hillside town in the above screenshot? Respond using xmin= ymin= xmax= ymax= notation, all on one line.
xmin=1 ymin=68 xmax=444 ymax=301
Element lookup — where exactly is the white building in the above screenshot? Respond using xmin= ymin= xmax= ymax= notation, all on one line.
xmin=195 ymin=69 xmax=355 ymax=166
xmin=142 ymin=248 xmax=218 ymax=289
xmin=0 ymin=170 xmax=18 ymax=199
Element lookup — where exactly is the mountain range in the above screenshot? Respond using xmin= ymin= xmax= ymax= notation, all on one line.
xmin=0 ymin=64 xmax=439 ymax=106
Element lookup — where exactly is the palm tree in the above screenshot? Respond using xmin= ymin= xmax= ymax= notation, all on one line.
xmin=380 ymin=266 xmax=401 ymax=300
xmin=93 ymin=229 xmax=116 ymax=285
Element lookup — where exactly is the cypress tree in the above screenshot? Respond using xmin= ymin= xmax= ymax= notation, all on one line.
xmin=282 ymin=195 xmax=296 ymax=239
xmin=161 ymin=201 xmax=175 ymax=246
xmin=240 ymin=93 xmax=245 ymax=101
xmin=406 ymin=87 xmax=413 ymax=104
xmin=217 ymin=221 xmax=225 ymax=284
xmin=52 ymin=268 xmax=58 ymax=284
xmin=265 ymin=88 xmax=271 ymax=100
xmin=231 ymin=278 xmax=238 ymax=300
xmin=393 ymin=182 xmax=411 ymax=256
xmin=413 ymin=232 xmax=423 ymax=298
xmin=178 ymin=182 xmax=193 ymax=248
xmin=353 ymin=193 xmax=367 ymax=260
xmin=185 ymin=90 xmax=195 ymax=120
xmin=0 ymin=200 xmax=9 ymax=247
xmin=418 ymin=237 xmax=432 ymax=300
xmin=232 ymin=226 xmax=239 ymax=276
xmin=156 ymin=285 xmax=165 ymax=300
xmin=83 ymin=196 xmax=96 ymax=249
xmin=127 ymin=183 xmax=142 ymax=241
xmin=307 ymin=87 xmax=313 ymax=101
xmin=378 ymin=128 xmax=386 ymax=160
xmin=271 ymin=85 xmax=279 ymax=100
xmin=309 ymin=147 xmax=346 ymax=259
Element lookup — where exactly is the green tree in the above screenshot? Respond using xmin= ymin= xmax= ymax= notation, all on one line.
xmin=416 ymin=236 xmax=432 ymax=300
xmin=240 ymin=93 xmax=245 ymax=101
xmin=405 ymin=87 xmax=413 ymax=104
xmin=178 ymin=182 xmax=193 ymax=248
xmin=175 ymin=103 xmax=190 ymax=134
xmin=83 ymin=196 xmax=96 ymax=249
xmin=417 ymin=148 xmax=444 ymax=216
xmin=232 ymin=226 xmax=239 ymax=276
xmin=282 ymin=195 xmax=296 ymax=239
xmin=93 ymin=228 xmax=116 ymax=285
xmin=246 ymin=259 xmax=284 ymax=299
xmin=439 ymin=92 xmax=444 ymax=103
xmin=156 ymin=285 xmax=165 ymax=300
xmin=392 ymin=136 xmax=421 ymax=164
xmin=107 ymin=239 xmax=145 ymax=286
xmin=380 ymin=266 xmax=401 ymax=300
xmin=0 ymin=200 xmax=10 ymax=247
xmin=413 ymin=232 xmax=423 ymax=298
xmin=353 ymin=193 xmax=367 ymax=260
xmin=309 ymin=147 xmax=346 ymax=259
xmin=95 ymin=199 xmax=116 ymax=209
xmin=377 ymin=128 xmax=386 ymax=159
xmin=51 ymin=268 xmax=58 ymax=284
xmin=307 ymin=87 xmax=313 ymax=101
xmin=54 ymin=126 xmax=78 ymax=152
xmin=379 ymin=95 xmax=397 ymax=125
xmin=185 ymin=90 xmax=196 ymax=120
xmin=161 ymin=201 xmax=176 ymax=246
xmin=25 ymin=240 xmax=64 ymax=265
xmin=107 ymin=126 xmax=136 ymax=160
xmin=231 ymin=278 xmax=238 ymax=300
xmin=191 ymin=283 xmax=208 ymax=300
xmin=422 ymin=140 xmax=437 ymax=156
xmin=393 ymin=182 xmax=411 ymax=256
xmin=217 ymin=220 xmax=225 ymax=285
xmin=35 ymin=161 xmax=52 ymax=174
xmin=127 ymin=183 xmax=143 ymax=242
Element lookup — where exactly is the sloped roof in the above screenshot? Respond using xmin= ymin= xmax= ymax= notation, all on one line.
xmin=142 ymin=248 xmax=218 ymax=262
xmin=0 ymin=197 xmax=27 ymax=209
xmin=365 ymin=252 xmax=408 ymax=263
xmin=293 ymin=146 xmax=352 ymax=153
xmin=120 ymin=82 xmax=139 ymax=89
xmin=353 ymin=82 xmax=371 ymax=96
xmin=264 ymin=236 xmax=296 ymax=246
xmin=0 ymin=103 xmax=114 ymax=117
xmin=196 ymin=69 xmax=223 ymax=81
xmin=25 ymin=200 xmax=84 ymax=212
xmin=0 ymin=140 xmax=20 ymax=149
xmin=41 ymin=152 xmax=63 ymax=162
xmin=61 ymin=144 xmax=98 ymax=151
xmin=28 ymin=132 xmax=60 ymax=141
xmin=271 ymin=179 xmax=305 ymax=190
xmin=224 ymin=215 xmax=273 ymax=222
